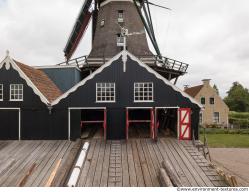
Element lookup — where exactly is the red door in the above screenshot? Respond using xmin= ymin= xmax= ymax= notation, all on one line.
xmin=179 ymin=108 xmax=191 ymax=140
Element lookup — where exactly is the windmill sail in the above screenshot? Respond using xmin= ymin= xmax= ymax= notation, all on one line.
xmin=64 ymin=0 xmax=94 ymax=60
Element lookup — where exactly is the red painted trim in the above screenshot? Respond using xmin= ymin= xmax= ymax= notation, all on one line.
xmin=179 ymin=108 xmax=191 ymax=140
xmin=104 ymin=109 xmax=107 ymax=140
xmin=126 ymin=109 xmax=129 ymax=140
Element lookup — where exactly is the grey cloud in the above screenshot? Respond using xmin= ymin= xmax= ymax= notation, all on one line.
xmin=0 ymin=0 xmax=248 ymax=98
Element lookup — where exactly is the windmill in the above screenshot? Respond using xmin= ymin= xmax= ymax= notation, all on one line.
xmin=63 ymin=0 xmax=189 ymax=83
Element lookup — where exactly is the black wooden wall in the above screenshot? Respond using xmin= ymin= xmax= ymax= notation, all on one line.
xmin=53 ymin=55 xmax=200 ymax=140
xmin=0 ymin=65 xmax=67 ymax=140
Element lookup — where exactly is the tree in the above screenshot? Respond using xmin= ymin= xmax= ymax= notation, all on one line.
xmin=213 ymin=84 xmax=219 ymax=95
xmin=224 ymin=82 xmax=249 ymax=112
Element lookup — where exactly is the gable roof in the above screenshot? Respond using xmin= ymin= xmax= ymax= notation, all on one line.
xmin=52 ymin=50 xmax=202 ymax=108
xmin=15 ymin=61 xmax=62 ymax=102
xmin=0 ymin=54 xmax=62 ymax=104
xmin=184 ymin=85 xmax=203 ymax=97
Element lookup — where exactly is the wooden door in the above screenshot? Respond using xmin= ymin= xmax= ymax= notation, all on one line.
xmin=179 ymin=108 xmax=191 ymax=140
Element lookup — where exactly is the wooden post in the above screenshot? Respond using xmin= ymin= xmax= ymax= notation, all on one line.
xmin=162 ymin=160 xmax=182 ymax=187
xmin=159 ymin=168 xmax=173 ymax=187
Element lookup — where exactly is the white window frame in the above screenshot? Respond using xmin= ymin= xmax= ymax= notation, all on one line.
xmin=10 ymin=84 xmax=23 ymax=101
xmin=134 ymin=82 xmax=154 ymax=103
xmin=100 ymin=19 xmax=105 ymax=27
xmin=118 ymin=10 xmax=124 ymax=23
xmin=0 ymin=84 xmax=3 ymax=101
xmin=96 ymin=82 xmax=116 ymax=103
xmin=213 ymin=112 xmax=220 ymax=124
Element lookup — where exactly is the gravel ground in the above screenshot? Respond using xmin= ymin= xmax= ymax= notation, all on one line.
xmin=210 ymin=148 xmax=249 ymax=187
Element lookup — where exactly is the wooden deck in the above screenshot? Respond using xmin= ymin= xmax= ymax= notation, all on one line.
xmin=77 ymin=137 xmax=227 ymax=187
xmin=0 ymin=140 xmax=79 ymax=187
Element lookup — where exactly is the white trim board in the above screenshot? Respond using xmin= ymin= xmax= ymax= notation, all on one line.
xmin=0 ymin=55 xmax=50 ymax=105
xmin=35 ymin=65 xmax=81 ymax=71
xmin=52 ymin=50 xmax=202 ymax=108
xmin=126 ymin=107 xmax=153 ymax=109
xmin=52 ymin=52 xmax=123 ymax=105
xmin=0 ymin=108 xmax=21 ymax=140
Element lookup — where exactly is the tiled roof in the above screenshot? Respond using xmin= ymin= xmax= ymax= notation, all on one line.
xmin=15 ymin=60 xmax=62 ymax=102
xmin=184 ymin=85 xmax=203 ymax=97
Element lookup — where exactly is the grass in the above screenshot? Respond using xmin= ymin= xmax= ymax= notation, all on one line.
xmin=200 ymin=133 xmax=249 ymax=148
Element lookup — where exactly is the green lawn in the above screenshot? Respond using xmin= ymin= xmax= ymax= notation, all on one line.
xmin=200 ymin=134 xmax=249 ymax=148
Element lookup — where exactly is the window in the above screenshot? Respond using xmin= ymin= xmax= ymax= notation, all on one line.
xmin=200 ymin=97 xmax=205 ymax=105
xmin=0 ymin=84 xmax=3 ymax=101
xmin=96 ymin=83 xmax=115 ymax=102
xmin=10 ymin=84 xmax=23 ymax=101
xmin=118 ymin=10 xmax=124 ymax=23
xmin=210 ymin=97 xmax=215 ymax=105
xmin=199 ymin=112 xmax=203 ymax=124
xmin=213 ymin=112 xmax=219 ymax=124
xmin=117 ymin=33 xmax=125 ymax=47
xmin=134 ymin=82 xmax=153 ymax=102
xmin=100 ymin=19 xmax=105 ymax=27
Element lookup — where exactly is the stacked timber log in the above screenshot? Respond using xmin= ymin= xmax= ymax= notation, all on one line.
xmin=210 ymin=163 xmax=238 ymax=187
xmin=158 ymin=160 xmax=182 ymax=187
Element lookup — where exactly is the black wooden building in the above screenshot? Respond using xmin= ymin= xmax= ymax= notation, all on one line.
xmin=51 ymin=51 xmax=201 ymax=140
xmin=0 ymin=51 xmax=201 ymax=140
xmin=0 ymin=54 xmax=64 ymax=140
xmin=0 ymin=0 xmax=202 ymax=141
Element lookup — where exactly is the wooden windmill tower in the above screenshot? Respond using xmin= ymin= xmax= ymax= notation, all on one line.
xmin=63 ymin=0 xmax=189 ymax=83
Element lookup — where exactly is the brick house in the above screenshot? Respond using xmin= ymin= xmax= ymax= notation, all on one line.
xmin=185 ymin=79 xmax=229 ymax=127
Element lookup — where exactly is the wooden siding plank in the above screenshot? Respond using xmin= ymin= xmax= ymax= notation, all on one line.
xmin=92 ymin=140 xmax=106 ymax=186
xmin=163 ymin=138 xmax=201 ymax=186
xmin=140 ymin=139 xmax=160 ymax=187
xmin=100 ymin=140 xmax=111 ymax=187
xmin=77 ymin=139 xmax=97 ymax=186
xmin=171 ymin=139 xmax=214 ymax=187
xmin=135 ymin=139 xmax=153 ymax=187
xmin=126 ymin=139 xmax=137 ymax=187
xmin=131 ymin=139 xmax=145 ymax=187
xmin=157 ymin=138 xmax=190 ymax=186
xmin=121 ymin=141 xmax=130 ymax=187
xmin=85 ymin=139 xmax=101 ymax=187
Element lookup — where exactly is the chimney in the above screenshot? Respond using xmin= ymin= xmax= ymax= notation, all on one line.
xmin=202 ymin=79 xmax=211 ymax=86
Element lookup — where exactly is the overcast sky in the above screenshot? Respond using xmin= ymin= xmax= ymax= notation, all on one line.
xmin=0 ymin=0 xmax=248 ymax=97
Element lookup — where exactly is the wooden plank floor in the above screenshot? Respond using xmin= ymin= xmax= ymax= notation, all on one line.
xmin=78 ymin=137 xmax=227 ymax=187
xmin=0 ymin=140 xmax=77 ymax=187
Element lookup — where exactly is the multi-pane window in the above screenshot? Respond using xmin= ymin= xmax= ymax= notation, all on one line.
xmin=118 ymin=10 xmax=124 ymax=23
xmin=0 ymin=84 xmax=3 ymax=101
xmin=117 ymin=33 xmax=125 ymax=47
xmin=200 ymin=97 xmax=205 ymax=105
xmin=210 ymin=97 xmax=215 ymax=104
xmin=96 ymin=83 xmax=115 ymax=102
xmin=100 ymin=19 xmax=105 ymax=27
xmin=134 ymin=82 xmax=153 ymax=102
xmin=213 ymin=112 xmax=220 ymax=124
xmin=10 ymin=84 xmax=23 ymax=101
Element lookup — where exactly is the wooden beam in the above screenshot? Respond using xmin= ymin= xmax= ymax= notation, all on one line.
xmin=159 ymin=168 xmax=173 ymax=187
xmin=161 ymin=160 xmax=182 ymax=187
xmin=45 ymin=159 xmax=62 ymax=187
